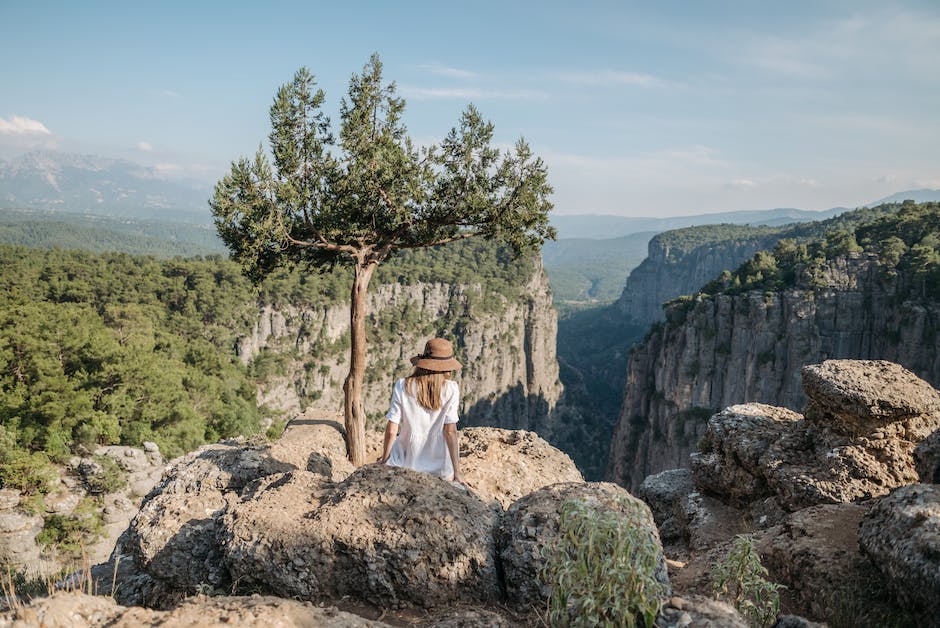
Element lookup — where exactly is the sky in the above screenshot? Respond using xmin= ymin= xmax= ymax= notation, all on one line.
xmin=1 ymin=0 xmax=938 ymax=217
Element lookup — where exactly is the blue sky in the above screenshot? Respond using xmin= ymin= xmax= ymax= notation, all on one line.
xmin=1 ymin=0 xmax=938 ymax=216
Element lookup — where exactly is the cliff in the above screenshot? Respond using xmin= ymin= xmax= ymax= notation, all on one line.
xmin=236 ymin=260 xmax=564 ymax=436
xmin=615 ymin=226 xmax=781 ymax=326
xmin=607 ymin=253 xmax=940 ymax=490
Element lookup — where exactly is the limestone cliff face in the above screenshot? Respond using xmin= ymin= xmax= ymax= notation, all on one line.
xmin=616 ymin=233 xmax=779 ymax=327
xmin=235 ymin=263 xmax=563 ymax=435
xmin=607 ymin=253 xmax=940 ymax=490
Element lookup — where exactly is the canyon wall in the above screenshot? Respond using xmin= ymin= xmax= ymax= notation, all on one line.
xmin=615 ymin=229 xmax=780 ymax=326
xmin=607 ymin=253 xmax=940 ymax=490
xmin=236 ymin=262 xmax=564 ymax=436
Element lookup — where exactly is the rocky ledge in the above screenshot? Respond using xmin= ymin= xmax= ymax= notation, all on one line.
xmin=640 ymin=359 xmax=940 ymax=626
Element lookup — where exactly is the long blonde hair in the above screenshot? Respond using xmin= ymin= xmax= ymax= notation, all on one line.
xmin=405 ymin=367 xmax=452 ymax=410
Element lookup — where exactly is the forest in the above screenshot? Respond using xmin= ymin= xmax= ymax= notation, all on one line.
xmin=0 ymin=238 xmax=532 ymax=497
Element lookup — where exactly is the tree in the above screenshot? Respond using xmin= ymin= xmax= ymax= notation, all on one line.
xmin=210 ymin=55 xmax=555 ymax=465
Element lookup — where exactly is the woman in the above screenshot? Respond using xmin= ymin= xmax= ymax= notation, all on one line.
xmin=378 ymin=337 xmax=466 ymax=486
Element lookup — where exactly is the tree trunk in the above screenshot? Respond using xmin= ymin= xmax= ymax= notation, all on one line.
xmin=343 ymin=259 xmax=376 ymax=466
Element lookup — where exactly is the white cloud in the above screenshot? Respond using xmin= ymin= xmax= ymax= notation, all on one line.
xmin=400 ymin=86 xmax=547 ymax=101
xmin=728 ymin=178 xmax=757 ymax=189
xmin=553 ymin=69 xmax=670 ymax=87
xmin=0 ymin=115 xmax=51 ymax=135
xmin=419 ymin=63 xmax=479 ymax=80
xmin=153 ymin=163 xmax=183 ymax=175
xmin=161 ymin=89 xmax=182 ymax=98
xmin=136 ymin=141 xmax=153 ymax=152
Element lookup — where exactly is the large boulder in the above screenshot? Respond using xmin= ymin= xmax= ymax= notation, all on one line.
xmin=114 ymin=438 xmax=296 ymax=603
xmin=496 ymin=482 xmax=669 ymax=609
xmin=858 ymin=483 xmax=940 ymax=620
xmin=757 ymin=503 xmax=888 ymax=622
xmin=802 ymin=360 xmax=940 ymax=438
xmin=0 ymin=591 xmax=389 ymax=627
xmin=690 ymin=404 xmax=801 ymax=506
xmin=639 ymin=469 xmax=695 ymax=542
xmin=691 ymin=359 xmax=940 ymax=511
xmin=459 ymin=427 xmax=583 ymax=508
xmin=221 ymin=464 xmax=501 ymax=608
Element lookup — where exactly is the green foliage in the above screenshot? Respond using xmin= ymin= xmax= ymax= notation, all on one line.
xmin=36 ymin=497 xmax=105 ymax=559
xmin=210 ymin=55 xmax=554 ymax=284
xmin=712 ymin=534 xmax=783 ymax=627
xmin=540 ymin=497 xmax=668 ymax=628
xmin=701 ymin=202 xmax=940 ymax=300
xmin=83 ymin=455 xmax=128 ymax=495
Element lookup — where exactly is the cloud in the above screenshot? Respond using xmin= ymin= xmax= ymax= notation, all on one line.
xmin=400 ymin=86 xmax=547 ymax=101
xmin=727 ymin=178 xmax=757 ymax=189
xmin=553 ymin=69 xmax=670 ymax=87
xmin=419 ymin=63 xmax=479 ymax=80
xmin=136 ymin=141 xmax=153 ymax=152
xmin=0 ymin=115 xmax=51 ymax=135
xmin=160 ymin=89 xmax=182 ymax=98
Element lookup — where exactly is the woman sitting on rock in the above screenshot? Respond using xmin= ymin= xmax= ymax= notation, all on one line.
xmin=378 ymin=338 xmax=467 ymax=487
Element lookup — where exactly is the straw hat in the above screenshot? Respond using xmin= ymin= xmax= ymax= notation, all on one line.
xmin=410 ymin=338 xmax=462 ymax=371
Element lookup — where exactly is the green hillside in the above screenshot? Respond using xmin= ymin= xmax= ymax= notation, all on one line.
xmin=0 ymin=239 xmax=532 ymax=498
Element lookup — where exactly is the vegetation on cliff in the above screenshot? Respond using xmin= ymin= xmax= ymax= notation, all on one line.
xmin=0 ymin=239 xmax=534 ymax=497
xmin=698 ymin=201 xmax=940 ymax=300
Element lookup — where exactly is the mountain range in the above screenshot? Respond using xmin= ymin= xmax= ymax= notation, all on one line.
xmin=0 ymin=151 xmax=213 ymax=223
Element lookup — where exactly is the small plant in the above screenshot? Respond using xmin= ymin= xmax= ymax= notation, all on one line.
xmin=540 ymin=497 xmax=668 ymax=628
xmin=712 ymin=534 xmax=784 ymax=627
xmin=83 ymin=455 xmax=128 ymax=495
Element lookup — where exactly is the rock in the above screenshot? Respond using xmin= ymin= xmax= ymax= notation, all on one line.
xmin=858 ymin=483 xmax=940 ymax=620
xmin=43 ymin=488 xmax=83 ymax=514
xmin=914 ymin=429 xmax=940 ymax=483
xmin=222 ymin=465 xmax=500 ymax=609
xmin=682 ymin=492 xmax=746 ymax=551
xmin=95 ymin=446 xmax=154 ymax=474
xmin=425 ymin=608 xmax=516 ymax=627
xmin=0 ymin=591 xmax=390 ymax=627
xmin=0 ymin=490 xmax=20 ymax=511
xmin=655 ymin=595 xmax=748 ymax=628
xmin=0 ymin=510 xmax=44 ymax=574
xmin=640 ymin=469 xmax=694 ymax=542
xmin=459 ymin=427 xmax=583 ymax=509
xmin=116 ymin=439 xmax=296 ymax=602
xmin=266 ymin=416 xmax=355 ymax=482
xmin=757 ymin=502 xmax=899 ymax=624
xmin=802 ymin=360 xmax=940 ymax=437
xmin=496 ymin=482 xmax=669 ymax=609
xmin=690 ymin=404 xmax=801 ymax=505
xmin=691 ymin=399 xmax=928 ymax=511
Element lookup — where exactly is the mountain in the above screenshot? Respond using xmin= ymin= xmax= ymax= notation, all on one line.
xmin=866 ymin=188 xmax=940 ymax=206
xmin=0 ymin=151 xmax=214 ymax=222
xmin=541 ymin=232 xmax=654 ymax=302
xmin=0 ymin=207 xmax=226 ymax=257
xmin=549 ymin=207 xmax=848 ymax=240
xmin=606 ymin=201 xmax=940 ymax=490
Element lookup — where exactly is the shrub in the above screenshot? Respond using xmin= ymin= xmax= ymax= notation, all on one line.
xmin=83 ymin=455 xmax=128 ymax=495
xmin=540 ymin=497 xmax=668 ymax=628
xmin=712 ymin=534 xmax=783 ymax=627
xmin=36 ymin=497 xmax=105 ymax=560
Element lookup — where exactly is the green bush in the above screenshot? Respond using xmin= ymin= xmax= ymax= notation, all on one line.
xmin=712 ymin=534 xmax=783 ymax=627
xmin=540 ymin=497 xmax=668 ymax=628
xmin=83 ymin=455 xmax=128 ymax=495
xmin=36 ymin=497 xmax=105 ymax=560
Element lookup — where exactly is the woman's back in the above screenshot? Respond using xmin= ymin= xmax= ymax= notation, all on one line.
xmin=385 ymin=377 xmax=459 ymax=477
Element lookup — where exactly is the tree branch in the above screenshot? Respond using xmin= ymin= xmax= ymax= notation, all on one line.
xmin=395 ymin=230 xmax=481 ymax=249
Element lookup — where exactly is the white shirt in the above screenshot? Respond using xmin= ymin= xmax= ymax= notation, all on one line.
xmin=384 ymin=378 xmax=460 ymax=479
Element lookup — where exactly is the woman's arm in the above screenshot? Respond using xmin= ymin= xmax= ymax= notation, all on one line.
xmin=378 ymin=420 xmax=399 ymax=463
xmin=443 ymin=423 xmax=465 ymax=485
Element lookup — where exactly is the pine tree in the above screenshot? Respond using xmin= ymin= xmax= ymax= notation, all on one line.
xmin=210 ymin=55 xmax=554 ymax=464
